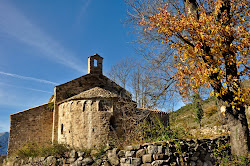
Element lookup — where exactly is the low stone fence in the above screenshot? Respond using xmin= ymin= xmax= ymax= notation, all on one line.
xmin=190 ymin=125 xmax=230 ymax=137
xmin=3 ymin=136 xmax=229 ymax=166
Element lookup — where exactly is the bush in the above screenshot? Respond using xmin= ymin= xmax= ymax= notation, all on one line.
xmin=16 ymin=142 xmax=69 ymax=159
xmin=204 ymin=105 xmax=218 ymax=117
xmin=214 ymin=143 xmax=250 ymax=166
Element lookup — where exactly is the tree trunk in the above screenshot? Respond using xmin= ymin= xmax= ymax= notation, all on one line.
xmin=218 ymin=99 xmax=250 ymax=156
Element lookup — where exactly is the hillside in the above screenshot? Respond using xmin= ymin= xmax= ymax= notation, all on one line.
xmin=169 ymin=96 xmax=250 ymax=138
xmin=0 ymin=132 xmax=9 ymax=155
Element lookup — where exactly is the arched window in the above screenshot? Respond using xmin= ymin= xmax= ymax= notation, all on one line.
xmin=61 ymin=124 xmax=64 ymax=134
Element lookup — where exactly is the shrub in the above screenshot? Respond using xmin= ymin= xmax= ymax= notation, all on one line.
xmin=16 ymin=142 xmax=69 ymax=159
xmin=213 ymin=143 xmax=250 ymax=165
xmin=204 ymin=105 xmax=218 ymax=117
xmin=46 ymin=102 xmax=54 ymax=111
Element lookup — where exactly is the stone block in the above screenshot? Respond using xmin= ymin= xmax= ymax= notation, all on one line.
xmin=141 ymin=163 xmax=151 ymax=166
xmin=120 ymin=158 xmax=130 ymax=164
xmin=136 ymin=149 xmax=146 ymax=158
xmin=153 ymin=154 xmax=169 ymax=160
xmin=130 ymin=158 xmax=141 ymax=166
xmin=132 ymin=144 xmax=141 ymax=150
xmin=124 ymin=146 xmax=134 ymax=151
xmin=125 ymin=151 xmax=135 ymax=157
xmin=142 ymin=154 xmax=152 ymax=163
xmin=70 ymin=150 xmax=77 ymax=158
xmin=151 ymin=160 xmax=164 ymax=166
xmin=204 ymin=161 xmax=213 ymax=166
xmin=118 ymin=150 xmax=126 ymax=158
xmin=158 ymin=146 xmax=163 ymax=154
xmin=191 ymin=156 xmax=198 ymax=161
xmin=147 ymin=145 xmax=158 ymax=154
xmin=82 ymin=158 xmax=94 ymax=165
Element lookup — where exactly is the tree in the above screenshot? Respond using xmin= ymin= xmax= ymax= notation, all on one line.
xmin=192 ymin=93 xmax=203 ymax=128
xmin=108 ymin=57 xmax=177 ymax=109
xmin=127 ymin=0 xmax=250 ymax=156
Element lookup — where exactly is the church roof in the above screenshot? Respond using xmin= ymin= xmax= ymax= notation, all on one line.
xmin=63 ymin=87 xmax=119 ymax=102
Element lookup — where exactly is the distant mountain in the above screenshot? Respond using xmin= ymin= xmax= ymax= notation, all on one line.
xmin=0 ymin=132 xmax=9 ymax=155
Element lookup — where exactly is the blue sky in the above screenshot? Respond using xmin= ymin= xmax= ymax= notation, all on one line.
xmin=0 ymin=0 xmax=138 ymax=132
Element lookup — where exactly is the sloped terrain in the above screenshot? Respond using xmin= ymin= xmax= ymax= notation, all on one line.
xmin=0 ymin=132 xmax=9 ymax=155
xmin=169 ymin=96 xmax=250 ymax=137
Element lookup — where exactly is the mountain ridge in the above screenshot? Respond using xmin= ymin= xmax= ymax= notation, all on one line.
xmin=0 ymin=132 xmax=9 ymax=155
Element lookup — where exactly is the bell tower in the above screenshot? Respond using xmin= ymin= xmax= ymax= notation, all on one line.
xmin=88 ymin=54 xmax=103 ymax=74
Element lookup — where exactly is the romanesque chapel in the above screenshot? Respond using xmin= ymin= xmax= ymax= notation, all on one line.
xmin=8 ymin=54 xmax=168 ymax=155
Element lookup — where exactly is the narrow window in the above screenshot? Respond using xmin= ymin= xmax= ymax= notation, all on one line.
xmin=109 ymin=116 xmax=117 ymax=131
xmin=94 ymin=59 xmax=97 ymax=67
xmin=61 ymin=124 xmax=64 ymax=134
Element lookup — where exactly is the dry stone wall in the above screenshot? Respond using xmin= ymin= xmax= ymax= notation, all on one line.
xmin=8 ymin=104 xmax=53 ymax=155
xmin=4 ymin=136 xmax=229 ymax=166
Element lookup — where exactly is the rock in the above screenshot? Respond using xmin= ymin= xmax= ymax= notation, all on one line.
xmin=82 ymin=157 xmax=94 ymax=165
xmin=103 ymin=160 xmax=111 ymax=166
xmin=204 ymin=160 xmax=213 ymax=166
xmin=92 ymin=159 xmax=103 ymax=166
xmin=151 ymin=160 xmax=164 ymax=166
xmin=44 ymin=156 xmax=57 ymax=165
xmin=196 ymin=160 xmax=203 ymax=166
xmin=124 ymin=146 xmax=134 ymax=151
xmin=125 ymin=151 xmax=135 ymax=157
xmin=117 ymin=150 xmax=126 ymax=158
xmin=132 ymin=144 xmax=141 ymax=150
xmin=67 ymin=157 xmax=76 ymax=164
xmin=204 ymin=153 xmax=213 ymax=161
xmin=107 ymin=149 xmax=119 ymax=166
xmin=141 ymin=163 xmax=151 ymax=166
xmin=153 ymin=154 xmax=168 ymax=160
xmin=72 ymin=160 xmax=83 ymax=166
xmin=91 ymin=149 xmax=99 ymax=156
xmin=77 ymin=157 xmax=83 ymax=161
xmin=147 ymin=145 xmax=158 ymax=154
xmin=154 ymin=141 xmax=167 ymax=146
xmin=130 ymin=158 xmax=141 ymax=166
xmin=136 ymin=149 xmax=146 ymax=158
xmin=164 ymin=147 xmax=171 ymax=156
xmin=158 ymin=146 xmax=163 ymax=154
xmin=77 ymin=151 xmax=85 ymax=157
xmin=190 ymin=161 xmax=196 ymax=166
xmin=120 ymin=158 xmax=130 ymax=164
xmin=70 ymin=150 xmax=78 ymax=158
xmin=193 ymin=152 xmax=200 ymax=157
xmin=191 ymin=156 xmax=198 ymax=161
xmin=142 ymin=154 xmax=152 ymax=163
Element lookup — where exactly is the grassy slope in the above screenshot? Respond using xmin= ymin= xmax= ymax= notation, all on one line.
xmin=169 ymin=96 xmax=224 ymax=130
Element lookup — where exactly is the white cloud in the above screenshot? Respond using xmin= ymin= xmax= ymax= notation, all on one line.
xmin=75 ymin=0 xmax=92 ymax=25
xmin=0 ymin=0 xmax=86 ymax=73
xmin=0 ymin=81 xmax=53 ymax=94
xmin=0 ymin=71 xmax=58 ymax=85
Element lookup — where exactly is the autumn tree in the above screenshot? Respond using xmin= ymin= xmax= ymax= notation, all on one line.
xmin=127 ymin=0 xmax=250 ymax=156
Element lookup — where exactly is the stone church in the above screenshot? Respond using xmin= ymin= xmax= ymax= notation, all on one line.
xmin=8 ymin=54 xmax=168 ymax=155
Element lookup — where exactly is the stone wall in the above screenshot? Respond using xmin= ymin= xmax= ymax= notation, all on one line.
xmin=8 ymin=104 xmax=53 ymax=155
xmin=58 ymin=99 xmax=113 ymax=149
xmin=4 ymin=136 xmax=230 ymax=166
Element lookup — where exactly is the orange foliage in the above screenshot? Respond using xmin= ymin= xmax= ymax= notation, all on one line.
xmin=139 ymin=0 xmax=250 ymax=108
